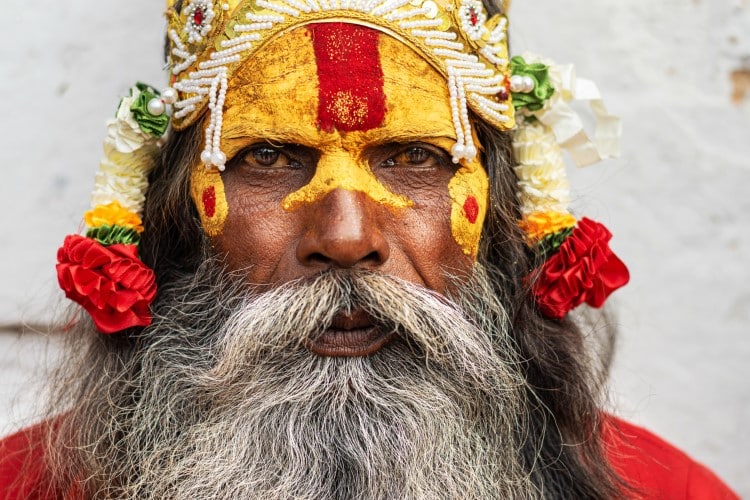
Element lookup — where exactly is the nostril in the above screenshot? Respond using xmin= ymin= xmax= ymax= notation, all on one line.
xmin=306 ymin=252 xmax=332 ymax=266
xmin=304 ymin=250 xmax=381 ymax=267
xmin=362 ymin=251 xmax=381 ymax=264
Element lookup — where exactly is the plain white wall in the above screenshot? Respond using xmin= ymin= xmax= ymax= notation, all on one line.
xmin=1 ymin=0 xmax=748 ymax=495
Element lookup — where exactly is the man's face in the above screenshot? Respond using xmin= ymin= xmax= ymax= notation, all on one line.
xmin=191 ymin=23 xmax=489 ymax=355
xmin=62 ymin=29 xmax=533 ymax=494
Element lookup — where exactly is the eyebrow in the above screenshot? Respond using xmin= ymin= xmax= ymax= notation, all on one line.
xmin=354 ymin=126 xmax=457 ymax=146
xmin=223 ymin=124 xmax=456 ymax=145
xmin=222 ymin=125 xmax=323 ymax=144
xmin=219 ymin=127 xmax=327 ymax=160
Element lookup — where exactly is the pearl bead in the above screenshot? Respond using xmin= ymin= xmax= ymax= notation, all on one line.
xmin=147 ymin=98 xmax=166 ymax=116
xmin=510 ymin=75 xmax=536 ymax=93
xmin=211 ymin=151 xmax=227 ymax=167
xmin=510 ymin=75 xmax=523 ymax=92
xmin=451 ymin=143 xmax=465 ymax=160
xmin=522 ymin=75 xmax=535 ymax=92
xmin=422 ymin=1 xmax=438 ymax=18
xmin=161 ymin=87 xmax=177 ymax=104
xmin=201 ymin=150 xmax=212 ymax=166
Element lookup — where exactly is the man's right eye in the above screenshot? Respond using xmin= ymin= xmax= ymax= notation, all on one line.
xmin=246 ymin=146 xmax=282 ymax=167
xmin=234 ymin=144 xmax=310 ymax=171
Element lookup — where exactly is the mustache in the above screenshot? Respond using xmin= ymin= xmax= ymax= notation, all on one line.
xmin=216 ymin=269 xmax=478 ymax=349
xmin=183 ymin=266 xmax=517 ymax=391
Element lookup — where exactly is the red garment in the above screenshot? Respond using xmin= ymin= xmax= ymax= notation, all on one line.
xmin=0 ymin=421 xmax=73 ymax=499
xmin=604 ymin=418 xmax=740 ymax=499
xmin=0 ymin=417 xmax=739 ymax=499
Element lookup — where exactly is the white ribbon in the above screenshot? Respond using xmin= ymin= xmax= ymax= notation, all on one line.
xmin=535 ymin=63 xmax=621 ymax=167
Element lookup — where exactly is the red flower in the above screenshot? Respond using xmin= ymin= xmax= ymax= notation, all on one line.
xmin=56 ymin=235 xmax=157 ymax=334
xmin=529 ymin=218 xmax=630 ymax=319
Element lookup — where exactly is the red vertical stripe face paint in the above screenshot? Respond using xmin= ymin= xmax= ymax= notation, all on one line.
xmin=309 ymin=23 xmax=386 ymax=132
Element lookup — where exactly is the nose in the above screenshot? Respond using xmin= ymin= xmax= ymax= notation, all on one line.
xmin=296 ymin=188 xmax=390 ymax=269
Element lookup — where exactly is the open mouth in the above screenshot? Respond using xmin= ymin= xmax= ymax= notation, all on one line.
xmin=306 ymin=308 xmax=395 ymax=357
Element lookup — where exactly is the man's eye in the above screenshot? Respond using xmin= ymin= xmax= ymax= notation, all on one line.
xmin=380 ymin=146 xmax=444 ymax=168
xmin=240 ymin=146 xmax=302 ymax=169
xmin=249 ymin=146 xmax=281 ymax=166
xmin=405 ymin=147 xmax=430 ymax=164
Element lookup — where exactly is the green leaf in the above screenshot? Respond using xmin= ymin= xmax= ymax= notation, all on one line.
xmin=86 ymin=225 xmax=141 ymax=246
xmin=536 ymin=226 xmax=574 ymax=260
xmin=510 ymin=56 xmax=555 ymax=112
xmin=130 ymin=83 xmax=169 ymax=137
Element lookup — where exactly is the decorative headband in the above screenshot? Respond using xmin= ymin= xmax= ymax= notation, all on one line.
xmin=55 ymin=0 xmax=628 ymax=333
xmin=166 ymin=0 xmax=515 ymax=167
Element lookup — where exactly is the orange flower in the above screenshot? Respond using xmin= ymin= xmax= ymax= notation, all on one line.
xmin=84 ymin=201 xmax=144 ymax=233
xmin=519 ymin=211 xmax=576 ymax=243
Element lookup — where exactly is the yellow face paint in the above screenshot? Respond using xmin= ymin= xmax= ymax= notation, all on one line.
xmin=192 ymin=23 xmax=489 ymax=257
xmin=279 ymin=25 xmax=427 ymax=212
xmin=190 ymin=165 xmax=228 ymax=237
xmin=281 ymin=148 xmax=411 ymax=211
xmin=448 ymin=155 xmax=489 ymax=258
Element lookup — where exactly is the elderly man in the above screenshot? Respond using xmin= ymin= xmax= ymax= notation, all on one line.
xmin=0 ymin=0 xmax=739 ymax=498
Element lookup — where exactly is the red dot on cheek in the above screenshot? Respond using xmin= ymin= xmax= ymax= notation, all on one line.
xmin=463 ymin=196 xmax=479 ymax=224
xmin=202 ymin=186 xmax=216 ymax=218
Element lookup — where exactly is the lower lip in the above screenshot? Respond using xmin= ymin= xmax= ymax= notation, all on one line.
xmin=307 ymin=327 xmax=395 ymax=357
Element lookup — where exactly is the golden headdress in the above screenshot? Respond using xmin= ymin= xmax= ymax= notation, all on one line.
xmin=165 ymin=0 xmax=515 ymax=167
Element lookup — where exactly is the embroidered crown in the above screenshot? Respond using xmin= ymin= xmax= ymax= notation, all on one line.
xmin=165 ymin=0 xmax=516 ymax=168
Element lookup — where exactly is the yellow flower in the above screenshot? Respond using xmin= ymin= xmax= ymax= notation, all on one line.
xmin=85 ymin=201 xmax=144 ymax=233
xmin=519 ymin=211 xmax=576 ymax=243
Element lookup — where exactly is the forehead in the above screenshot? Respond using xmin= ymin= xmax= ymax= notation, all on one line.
xmin=220 ymin=22 xmax=455 ymax=151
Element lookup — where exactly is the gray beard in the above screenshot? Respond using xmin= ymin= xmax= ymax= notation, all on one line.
xmin=62 ymin=264 xmax=538 ymax=499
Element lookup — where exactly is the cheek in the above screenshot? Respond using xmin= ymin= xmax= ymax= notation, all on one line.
xmin=448 ymin=163 xmax=489 ymax=258
xmin=388 ymin=189 xmax=471 ymax=293
xmin=203 ymin=172 xmax=299 ymax=284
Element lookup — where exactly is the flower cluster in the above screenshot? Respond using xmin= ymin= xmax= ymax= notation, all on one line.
xmin=511 ymin=56 xmax=628 ymax=318
xmin=518 ymin=211 xmax=576 ymax=245
xmin=513 ymin=123 xmax=570 ymax=219
xmin=93 ymin=84 xmax=166 ymax=214
xmin=511 ymin=57 xmax=577 ymax=255
xmin=56 ymin=83 xmax=168 ymax=334
xmin=509 ymin=56 xmax=555 ymax=111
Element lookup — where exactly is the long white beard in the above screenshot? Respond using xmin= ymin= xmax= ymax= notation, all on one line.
xmin=71 ymin=267 xmax=537 ymax=499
